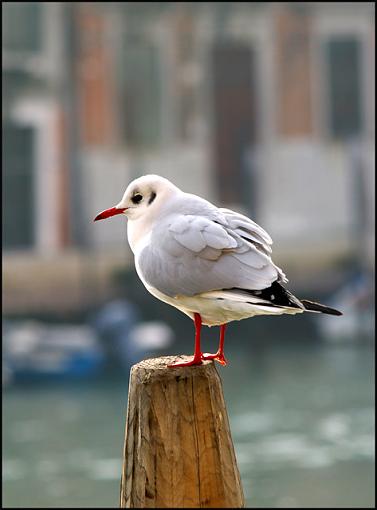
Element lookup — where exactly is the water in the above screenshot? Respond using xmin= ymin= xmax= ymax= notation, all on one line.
xmin=3 ymin=341 xmax=375 ymax=508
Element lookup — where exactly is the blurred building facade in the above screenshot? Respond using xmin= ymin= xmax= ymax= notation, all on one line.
xmin=2 ymin=2 xmax=375 ymax=313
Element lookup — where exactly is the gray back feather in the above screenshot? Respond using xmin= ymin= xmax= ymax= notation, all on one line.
xmin=137 ymin=193 xmax=287 ymax=297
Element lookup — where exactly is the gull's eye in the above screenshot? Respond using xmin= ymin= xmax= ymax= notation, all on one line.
xmin=131 ymin=194 xmax=143 ymax=204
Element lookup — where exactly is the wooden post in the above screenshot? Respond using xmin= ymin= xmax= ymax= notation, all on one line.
xmin=120 ymin=355 xmax=245 ymax=508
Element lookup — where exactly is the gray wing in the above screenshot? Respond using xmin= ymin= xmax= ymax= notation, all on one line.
xmin=138 ymin=205 xmax=287 ymax=298
xmin=218 ymin=207 xmax=273 ymax=255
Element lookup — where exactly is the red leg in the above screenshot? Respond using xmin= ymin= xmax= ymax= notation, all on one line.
xmin=168 ymin=313 xmax=203 ymax=367
xmin=202 ymin=324 xmax=228 ymax=366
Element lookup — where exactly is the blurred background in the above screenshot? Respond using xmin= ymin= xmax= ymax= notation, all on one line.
xmin=2 ymin=1 xmax=375 ymax=508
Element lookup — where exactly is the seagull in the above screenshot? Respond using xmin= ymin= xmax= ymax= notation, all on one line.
xmin=94 ymin=175 xmax=342 ymax=368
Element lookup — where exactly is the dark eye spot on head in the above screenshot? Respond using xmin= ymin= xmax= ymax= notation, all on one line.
xmin=148 ymin=191 xmax=156 ymax=205
xmin=131 ymin=193 xmax=143 ymax=204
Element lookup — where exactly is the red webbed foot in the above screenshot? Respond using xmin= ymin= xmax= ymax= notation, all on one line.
xmin=201 ymin=352 xmax=228 ymax=366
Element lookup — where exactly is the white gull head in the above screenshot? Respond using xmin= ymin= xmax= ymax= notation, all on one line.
xmin=116 ymin=175 xmax=179 ymax=221
xmin=94 ymin=174 xmax=181 ymax=251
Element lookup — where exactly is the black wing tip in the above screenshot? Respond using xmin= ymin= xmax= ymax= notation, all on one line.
xmin=322 ymin=307 xmax=343 ymax=316
xmin=301 ymin=299 xmax=343 ymax=316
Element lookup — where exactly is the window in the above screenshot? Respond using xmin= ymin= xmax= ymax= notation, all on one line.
xmin=211 ymin=43 xmax=259 ymax=213
xmin=325 ymin=37 xmax=363 ymax=139
xmin=119 ymin=41 xmax=162 ymax=148
xmin=3 ymin=123 xmax=35 ymax=248
xmin=2 ymin=70 xmax=39 ymax=115
xmin=2 ymin=2 xmax=42 ymax=53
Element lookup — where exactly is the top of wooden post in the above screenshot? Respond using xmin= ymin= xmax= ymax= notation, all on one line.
xmin=121 ymin=355 xmax=245 ymax=508
xmin=130 ymin=355 xmax=216 ymax=380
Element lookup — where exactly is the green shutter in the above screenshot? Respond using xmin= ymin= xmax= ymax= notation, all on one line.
xmin=3 ymin=124 xmax=35 ymax=248
xmin=326 ymin=37 xmax=362 ymax=138
xmin=2 ymin=2 xmax=42 ymax=52
xmin=120 ymin=42 xmax=161 ymax=148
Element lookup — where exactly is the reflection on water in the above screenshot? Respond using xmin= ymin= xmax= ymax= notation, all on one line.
xmin=3 ymin=341 xmax=375 ymax=508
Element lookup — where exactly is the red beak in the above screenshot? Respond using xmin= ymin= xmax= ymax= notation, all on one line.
xmin=94 ymin=207 xmax=127 ymax=222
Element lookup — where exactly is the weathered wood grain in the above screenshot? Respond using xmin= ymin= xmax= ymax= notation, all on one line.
xmin=120 ymin=355 xmax=244 ymax=508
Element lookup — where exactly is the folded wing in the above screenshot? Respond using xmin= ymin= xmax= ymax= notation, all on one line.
xmin=137 ymin=206 xmax=287 ymax=297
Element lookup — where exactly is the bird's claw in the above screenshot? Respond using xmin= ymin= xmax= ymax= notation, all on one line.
xmin=201 ymin=352 xmax=228 ymax=366
xmin=167 ymin=350 xmax=228 ymax=368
